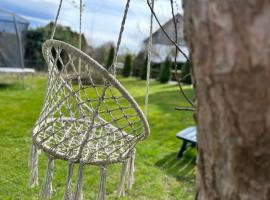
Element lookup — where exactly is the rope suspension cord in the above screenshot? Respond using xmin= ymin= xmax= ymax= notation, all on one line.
xmin=78 ymin=0 xmax=83 ymax=73
xmin=50 ymin=0 xmax=83 ymax=51
xmin=78 ymin=0 xmax=83 ymax=51
xmin=108 ymin=0 xmax=131 ymax=76
xmin=50 ymin=0 xmax=64 ymax=39
xmin=145 ymin=0 xmax=154 ymax=117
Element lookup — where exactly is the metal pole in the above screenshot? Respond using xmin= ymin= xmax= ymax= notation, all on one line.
xmin=13 ymin=14 xmax=25 ymax=87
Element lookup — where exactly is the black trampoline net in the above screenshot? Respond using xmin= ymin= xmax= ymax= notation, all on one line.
xmin=0 ymin=10 xmax=29 ymax=68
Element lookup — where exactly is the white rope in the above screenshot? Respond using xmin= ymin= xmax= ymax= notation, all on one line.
xmin=78 ymin=0 xmax=83 ymax=50
xmin=29 ymin=143 xmax=39 ymax=188
xmin=62 ymin=161 xmax=74 ymax=200
xmin=117 ymin=160 xmax=128 ymax=197
xmin=144 ymin=0 xmax=154 ymax=116
xmin=74 ymin=163 xmax=84 ymax=200
xmin=51 ymin=0 xmax=64 ymax=39
xmin=40 ymin=156 xmax=54 ymax=199
xmin=97 ymin=165 xmax=107 ymax=200
xmin=78 ymin=0 xmax=83 ymax=74
xmin=127 ymin=149 xmax=136 ymax=190
xmin=108 ymin=0 xmax=131 ymax=75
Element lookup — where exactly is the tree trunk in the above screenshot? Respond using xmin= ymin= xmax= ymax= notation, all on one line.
xmin=183 ymin=1 xmax=270 ymax=199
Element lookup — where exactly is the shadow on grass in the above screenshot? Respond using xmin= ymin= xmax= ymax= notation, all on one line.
xmin=0 ymin=83 xmax=19 ymax=90
xmin=155 ymin=149 xmax=196 ymax=182
xmin=134 ymin=88 xmax=194 ymax=114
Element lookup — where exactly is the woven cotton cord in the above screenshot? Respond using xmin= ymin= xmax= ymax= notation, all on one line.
xmin=50 ymin=0 xmax=64 ymax=39
xmin=108 ymin=0 xmax=131 ymax=75
xmin=78 ymin=0 xmax=83 ymax=74
xmin=145 ymin=0 xmax=154 ymax=116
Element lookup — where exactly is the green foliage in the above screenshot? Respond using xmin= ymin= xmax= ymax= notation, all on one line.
xmin=180 ymin=61 xmax=192 ymax=84
xmin=25 ymin=23 xmax=88 ymax=71
xmin=105 ymin=45 xmax=115 ymax=69
xmin=140 ymin=57 xmax=148 ymax=80
xmin=133 ymin=51 xmax=146 ymax=77
xmin=122 ymin=54 xmax=133 ymax=77
xmin=0 ymin=76 xmax=195 ymax=200
xmin=159 ymin=57 xmax=172 ymax=83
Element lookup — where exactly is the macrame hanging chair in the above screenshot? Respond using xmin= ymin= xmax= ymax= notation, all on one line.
xmin=29 ymin=0 xmax=154 ymax=199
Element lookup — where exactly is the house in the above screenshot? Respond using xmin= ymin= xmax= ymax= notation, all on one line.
xmin=143 ymin=13 xmax=189 ymax=63
xmin=133 ymin=13 xmax=189 ymax=78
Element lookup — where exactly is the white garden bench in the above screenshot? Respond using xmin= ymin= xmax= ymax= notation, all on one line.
xmin=176 ymin=126 xmax=197 ymax=158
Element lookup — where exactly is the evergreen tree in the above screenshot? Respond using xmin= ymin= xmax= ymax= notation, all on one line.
xmin=140 ymin=57 xmax=148 ymax=80
xmin=159 ymin=57 xmax=171 ymax=83
xmin=122 ymin=54 xmax=132 ymax=77
xmin=180 ymin=61 xmax=192 ymax=84
xmin=106 ymin=45 xmax=115 ymax=69
xmin=133 ymin=51 xmax=146 ymax=77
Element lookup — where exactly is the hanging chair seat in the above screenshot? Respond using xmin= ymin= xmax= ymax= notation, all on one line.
xmin=29 ymin=0 xmax=152 ymax=198
xmin=32 ymin=39 xmax=149 ymax=165
xmin=33 ymin=116 xmax=136 ymax=165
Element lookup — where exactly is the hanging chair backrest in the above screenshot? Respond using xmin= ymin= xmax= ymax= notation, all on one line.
xmin=34 ymin=39 xmax=149 ymax=163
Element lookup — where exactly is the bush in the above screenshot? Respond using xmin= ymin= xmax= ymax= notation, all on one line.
xmin=180 ymin=61 xmax=192 ymax=84
xmin=106 ymin=45 xmax=115 ymax=69
xmin=140 ymin=57 xmax=148 ymax=80
xmin=159 ymin=57 xmax=171 ymax=83
xmin=133 ymin=51 xmax=146 ymax=77
xmin=122 ymin=54 xmax=132 ymax=77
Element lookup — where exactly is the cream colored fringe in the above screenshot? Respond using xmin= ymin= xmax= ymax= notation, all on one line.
xmin=117 ymin=160 xmax=128 ymax=197
xmin=63 ymin=161 xmax=74 ymax=200
xmin=74 ymin=163 xmax=84 ymax=200
xmin=40 ymin=156 xmax=54 ymax=199
xmin=127 ymin=150 xmax=136 ymax=190
xmin=97 ymin=165 xmax=107 ymax=200
xmin=29 ymin=143 xmax=39 ymax=188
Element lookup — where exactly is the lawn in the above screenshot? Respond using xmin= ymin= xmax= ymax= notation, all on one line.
xmin=0 ymin=75 xmax=196 ymax=200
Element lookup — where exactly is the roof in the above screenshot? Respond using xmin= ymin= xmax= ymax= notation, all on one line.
xmin=144 ymin=13 xmax=186 ymax=46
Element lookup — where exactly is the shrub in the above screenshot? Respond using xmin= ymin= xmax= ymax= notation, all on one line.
xmin=140 ymin=57 xmax=148 ymax=80
xmin=180 ymin=61 xmax=192 ymax=84
xmin=106 ymin=45 xmax=115 ymax=69
xmin=159 ymin=57 xmax=171 ymax=83
xmin=133 ymin=51 xmax=146 ymax=77
xmin=122 ymin=54 xmax=133 ymax=77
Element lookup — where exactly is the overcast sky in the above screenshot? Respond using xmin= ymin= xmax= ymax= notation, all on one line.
xmin=0 ymin=0 xmax=183 ymax=52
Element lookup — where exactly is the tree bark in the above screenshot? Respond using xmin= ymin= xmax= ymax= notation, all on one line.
xmin=183 ymin=1 xmax=270 ymax=199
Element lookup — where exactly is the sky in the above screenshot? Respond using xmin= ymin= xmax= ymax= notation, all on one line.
xmin=0 ymin=0 xmax=183 ymax=52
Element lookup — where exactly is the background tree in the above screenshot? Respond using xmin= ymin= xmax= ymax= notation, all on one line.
xmin=25 ymin=22 xmax=90 ymax=70
xmin=159 ymin=56 xmax=171 ymax=83
xmin=122 ymin=54 xmax=133 ymax=77
xmin=105 ymin=45 xmax=115 ymax=69
xmin=133 ymin=51 xmax=146 ymax=77
xmin=93 ymin=41 xmax=114 ymax=66
xmin=184 ymin=0 xmax=270 ymax=199
xmin=180 ymin=61 xmax=192 ymax=84
xmin=140 ymin=57 xmax=148 ymax=80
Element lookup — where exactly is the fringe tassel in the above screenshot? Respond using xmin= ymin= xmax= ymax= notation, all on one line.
xmin=127 ymin=150 xmax=136 ymax=190
xmin=40 ymin=156 xmax=54 ymax=199
xmin=74 ymin=163 xmax=84 ymax=200
xmin=29 ymin=143 xmax=39 ymax=188
xmin=62 ymin=161 xmax=74 ymax=200
xmin=117 ymin=160 xmax=128 ymax=197
xmin=97 ymin=165 xmax=107 ymax=200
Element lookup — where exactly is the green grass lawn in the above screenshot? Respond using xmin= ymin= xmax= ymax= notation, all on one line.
xmin=0 ymin=75 xmax=196 ymax=200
